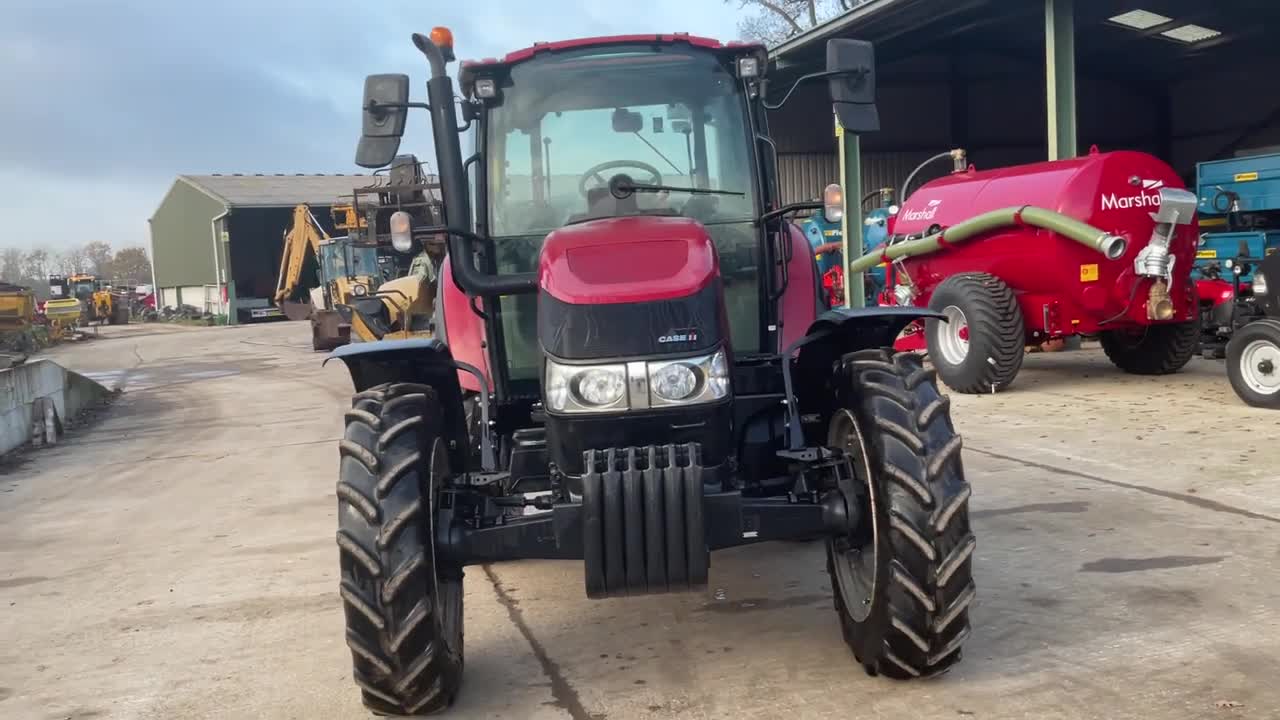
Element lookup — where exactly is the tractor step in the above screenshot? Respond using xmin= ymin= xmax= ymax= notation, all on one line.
xmin=581 ymin=444 xmax=708 ymax=599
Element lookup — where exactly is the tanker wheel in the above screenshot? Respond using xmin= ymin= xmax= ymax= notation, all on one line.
xmin=827 ymin=349 xmax=976 ymax=679
xmin=925 ymin=273 xmax=1025 ymax=393
xmin=337 ymin=382 xmax=464 ymax=715
xmin=1226 ymin=319 xmax=1280 ymax=409
xmin=1099 ymin=315 xmax=1199 ymax=375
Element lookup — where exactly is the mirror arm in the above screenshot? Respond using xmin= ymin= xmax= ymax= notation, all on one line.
xmin=757 ymin=201 xmax=822 ymax=226
xmin=364 ymin=100 xmax=430 ymax=120
xmin=763 ymin=68 xmax=869 ymax=111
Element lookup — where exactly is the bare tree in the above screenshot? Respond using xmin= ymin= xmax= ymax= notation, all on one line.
xmin=0 ymin=249 xmax=23 ymax=284
xmin=23 ymin=249 xmax=49 ymax=281
xmin=83 ymin=240 xmax=115 ymax=278
xmin=54 ymin=248 xmax=89 ymax=276
xmin=111 ymin=247 xmax=153 ymax=286
xmin=729 ymin=0 xmax=857 ymax=44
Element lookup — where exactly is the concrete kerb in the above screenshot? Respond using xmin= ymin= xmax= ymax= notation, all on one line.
xmin=0 ymin=359 xmax=114 ymax=457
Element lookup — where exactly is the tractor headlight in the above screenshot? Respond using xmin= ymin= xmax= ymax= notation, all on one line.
xmin=545 ymin=362 xmax=628 ymax=413
xmin=648 ymin=348 xmax=729 ymax=407
xmin=1254 ymin=271 xmax=1268 ymax=295
xmin=352 ymin=283 xmax=368 ymax=296
xmin=544 ymin=348 xmax=730 ymax=414
xmin=650 ymin=363 xmax=697 ymax=401
xmin=577 ymin=368 xmax=627 ymax=407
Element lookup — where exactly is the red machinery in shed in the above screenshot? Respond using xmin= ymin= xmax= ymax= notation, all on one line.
xmin=867 ymin=148 xmax=1202 ymax=393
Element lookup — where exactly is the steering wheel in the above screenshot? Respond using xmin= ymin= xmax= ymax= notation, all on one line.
xmin=577 ymin=160 xmax=663 ymax=197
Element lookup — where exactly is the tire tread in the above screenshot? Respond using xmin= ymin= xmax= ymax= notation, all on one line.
xmin=337 ymin=382 xmax=463 ymax=716
xmin=830 ymin=348 xmax=976 ymax=679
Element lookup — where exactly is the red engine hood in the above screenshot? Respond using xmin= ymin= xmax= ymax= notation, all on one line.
xmin=1196 ymin=277 xmax=1237 ymax=306
xmin=538 ymin=216 xmax=719 ymax=305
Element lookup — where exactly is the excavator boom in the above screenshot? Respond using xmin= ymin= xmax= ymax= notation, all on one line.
xmin=275 ymin=204 xmax=330 ymax=304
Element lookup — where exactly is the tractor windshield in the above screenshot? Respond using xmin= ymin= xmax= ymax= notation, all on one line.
xmin=70 ymin=280 xmax=97 ymax=300
xmin=485 ymin=44 xmax=762 ymax=382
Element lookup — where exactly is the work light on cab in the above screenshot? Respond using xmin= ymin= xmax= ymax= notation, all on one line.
xmin=474 ymin=77 xmax=497 ymax=98
xmin=823 ymin=183 xmax=844 ymax=223
xmin=389 ymin=210 xmax=413 ymax=253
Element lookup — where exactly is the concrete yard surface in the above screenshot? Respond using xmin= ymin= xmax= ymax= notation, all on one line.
xmin=1 ymin=322 xmax=1279 ymax=719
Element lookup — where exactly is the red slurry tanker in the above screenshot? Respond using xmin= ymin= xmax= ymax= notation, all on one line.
xmin=861 ymin=148 xmax=1201 ymax=393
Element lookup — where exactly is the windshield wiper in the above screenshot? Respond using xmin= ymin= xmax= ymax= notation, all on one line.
xmin=610 ymin=175 xmax=743 ymax=198
xmin=631 ymin=132 xmax=686 ymax=175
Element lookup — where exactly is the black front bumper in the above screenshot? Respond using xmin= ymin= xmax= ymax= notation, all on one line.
xmin=544 ymin=401 xmax=734 ymax=475
xmin=437 ymin=443 xmax=852 ymax=599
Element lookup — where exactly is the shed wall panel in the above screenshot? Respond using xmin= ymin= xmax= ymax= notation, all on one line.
xmin=150 ymin=181 xmax=224 ymax=289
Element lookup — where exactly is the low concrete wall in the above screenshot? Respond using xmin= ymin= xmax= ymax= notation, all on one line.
xmin=0 ymin=359 xmax=111 ymax=456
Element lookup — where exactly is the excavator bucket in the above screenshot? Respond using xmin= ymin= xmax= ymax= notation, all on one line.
xmin=280 ymin=300 xmax=313 ymax=322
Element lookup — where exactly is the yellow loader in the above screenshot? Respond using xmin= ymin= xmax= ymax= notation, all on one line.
xmin=275 ymin=204 xmax=384 ymax=351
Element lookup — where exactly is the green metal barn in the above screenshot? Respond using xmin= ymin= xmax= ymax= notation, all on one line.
xmin=147 ymin=174 xmax=367 ymax=323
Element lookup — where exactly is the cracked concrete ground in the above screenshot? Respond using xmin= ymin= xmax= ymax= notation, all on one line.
xmin=1 ymin=321 xmax=1278 ymax=719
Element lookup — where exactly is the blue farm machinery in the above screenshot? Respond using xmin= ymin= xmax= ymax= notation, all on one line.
xmin=800 ymin=187 xmax=894 ymax=307
xmin=1193 ymin=151 xmax=1280 ymax=408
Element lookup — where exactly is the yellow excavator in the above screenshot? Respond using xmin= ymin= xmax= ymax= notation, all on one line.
xmin=275 ymin=202 xmax=436 ymax=351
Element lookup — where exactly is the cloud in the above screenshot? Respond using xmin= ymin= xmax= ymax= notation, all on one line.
xmin=0 ymin=0 xmax=740 ymax=250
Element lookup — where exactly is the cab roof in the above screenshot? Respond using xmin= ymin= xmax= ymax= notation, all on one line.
xmin=461 ymin=33 xmax=763 ymax=71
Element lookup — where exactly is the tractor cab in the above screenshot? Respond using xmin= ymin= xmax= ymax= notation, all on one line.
xmin=329 ymin=29 xmax=976 ymax=716
xmin=67 ymin=274 xmax=99 ymax=302
xmin=463 ymin=38 xmax=770 ymax=395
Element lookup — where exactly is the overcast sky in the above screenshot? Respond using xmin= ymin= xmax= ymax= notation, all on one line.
xmin=1 ymin=1 xmax=743 ymax=252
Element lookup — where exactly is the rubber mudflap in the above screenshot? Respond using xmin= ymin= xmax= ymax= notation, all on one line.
xmin=643 ymin=447 xmax=666 ymax=592
xmin=664 ymin=446 xmax=688 ymax=587
xmin=621 ymin=449 xmax=646 ymax=593
xmin=683 ymin=449 xmax=708 ymax=589
xmin=582 ymin=451 xmax=606 ymax=599
xmin=602 ymin=449 xmax=626 ymax=595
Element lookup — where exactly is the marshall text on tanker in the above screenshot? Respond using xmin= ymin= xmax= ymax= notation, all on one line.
xmin=1101 ymin=191 xmax=1163 ymax=211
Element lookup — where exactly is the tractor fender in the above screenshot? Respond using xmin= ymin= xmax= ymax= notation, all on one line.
xmin=1260 ymin=252 xmax=1280 ymax=319
xmin=324 ymin=337 xmax=464 ymax=392
xmin=799 ymin=306 xmax=944 ymax=352
xmin=324 ymin=337 xmax=480 ymax=471
xmin=784 ymin=307 xmax=945 ymax=449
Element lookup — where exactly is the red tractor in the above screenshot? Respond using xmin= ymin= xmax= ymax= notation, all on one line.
xmin=329 ymin=28 xmax=976 ymax=714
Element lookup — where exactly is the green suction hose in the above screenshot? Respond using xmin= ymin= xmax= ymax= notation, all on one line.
xmin=846 ymin=206 xmax=1128 ymax=275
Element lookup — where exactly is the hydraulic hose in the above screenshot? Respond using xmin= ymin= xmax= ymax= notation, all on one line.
xmin=901 ymin=150 xmax=964 ymax=201
xmin=846 ymin=206 xmax=1129 ymax=275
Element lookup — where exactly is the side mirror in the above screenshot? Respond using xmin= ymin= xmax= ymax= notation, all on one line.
xmin=611 ymin=108 xmax=643 ymax=133
xmin=355 ymin=74 xmax=410 ymax=169
xmin=826 ymin=39 xmax=878 ymax=133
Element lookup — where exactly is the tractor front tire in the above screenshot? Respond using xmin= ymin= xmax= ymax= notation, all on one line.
xmin=827 ymin=349 xmax=976 ymax=679
xmin=925 ymin=273 xmax=1025 ymax=394
xmin=337 ymin=382 xmax=464 ymax=715
xmin=1100 ymin=317 xmax=1199 ymax=375
xmin=1226 ymin=318 xmax=1280 ymax=409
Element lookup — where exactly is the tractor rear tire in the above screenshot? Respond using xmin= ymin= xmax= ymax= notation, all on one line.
xmin=1100 ymin=317 xmax=1199 ymax=375
xmin=827 ymin=349 xmax=976 ymax=679
xmin=925 ymin=273 xmax=1025 ymax=394
xmin=1226 ymin=318 xmax=1280 ymax=408
xmin=337 ymin=382 xmax=464 ymax=715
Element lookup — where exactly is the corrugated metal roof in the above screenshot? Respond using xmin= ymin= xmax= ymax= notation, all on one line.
xmin=178 ymin=173 xmax=372 ymax=208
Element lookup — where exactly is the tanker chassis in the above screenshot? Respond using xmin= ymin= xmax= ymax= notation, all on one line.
xmin=864 ymin=149 xmax=1202 ymax=394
